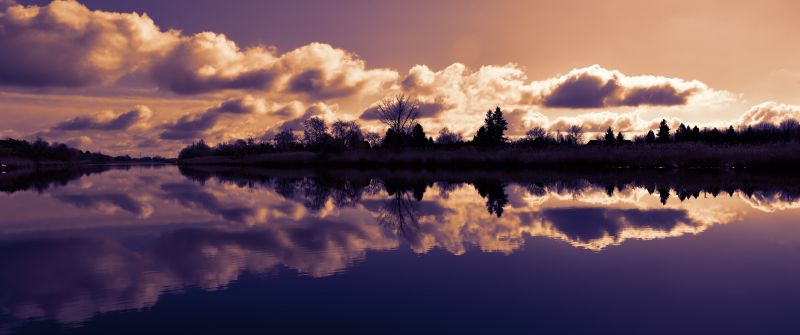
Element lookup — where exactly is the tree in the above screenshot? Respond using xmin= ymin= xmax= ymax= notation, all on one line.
xmin=525 ymin=127 xmax=547 ymax=141
xmin=725 ymin=125 xmax=737 ymax=143
xmin=473 ymin=126 xmax=488 ymax=145
xmin=616 ymin=132 xmax=625 ymax=143
xmin=645 ymin=130 xmax=656 ymax=144
xmin=375 ymin=94 xmax=420 ymax=136
xmin=274 ymin=130 xmax=297 ymax=150
xmin=657 ymin=119 xmax=671 ymax=143
xmin=474 ymin=107 xmax=508 ymax=146
xmin=436 ymin=127 xmax=463 ymax=144
xmin=364 ymin=131 xmax=382 ymax=148
xmin=490 ymin=107 xmax=508 ymax=145
xmin=691 ymin=126 xmax=701 ymax=141
xmin=567 ymin=125 xmax=584 ymax=144
xmin=410 ymin=124 xmax=427 ymax=147
xmin=675 ymin=123 xmax=688 ymax=142
xmin=331 ymin=120 xmax=363 ymax=149
xmin=604 ymin=127 xmax=616 ymax=144
xmin=302 ymin=117 xmax=330 ymax=147
xmin=382 ymin=128 xmax=399 ymax=147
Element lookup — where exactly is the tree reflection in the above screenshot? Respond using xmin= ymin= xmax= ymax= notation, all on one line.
xmin=378 ymin=190 xmax=420 ymax=240
xmin=473 ymin=179 xmax=508 ymax=217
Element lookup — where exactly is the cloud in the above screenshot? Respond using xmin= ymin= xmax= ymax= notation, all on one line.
xmin=0 ymin=0 xmax=177 ymax=87
xmin=160 ymin=96 xmax=265 ymax=140
xmin=738 ymin=102 xmax=800 ymax=126
xmin=535 ymin=65 xmax=705 ymax=108
xmin=0 ymin=2 xmax=396 ymax=100
xmin=53 ymin=105 xmax=152 ymax=131
xmin=149 ymin=31 xmax=278 ymax=94
xmin=359 ymin=101 xmax=450 ymax=121
xmin=260 ymin=102 xmax=339 ymax=140
xmin=54 ymin=192 xmax=154 ymax=218
xmin=279 ymin=43 xmax=397 ymax=100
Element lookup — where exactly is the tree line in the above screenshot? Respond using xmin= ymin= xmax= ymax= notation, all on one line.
xmin=178 ymin=94 xmax=800 ymax=159
xmin=0 ymin=138 xmax=170 ymax=165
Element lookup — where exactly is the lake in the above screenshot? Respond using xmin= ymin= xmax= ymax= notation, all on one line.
xmin=1 ymin=165 xmax=800 ymax=334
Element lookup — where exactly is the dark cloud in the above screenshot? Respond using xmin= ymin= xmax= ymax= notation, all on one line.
xmin=148 ymin=32 xmax=278 ymax=94
xmin=160 ymin=113 xmax=220 ymax=140
xmin=0 ymin=1 xmax=176 ymax=88
xmin=54 ymin=193 xmax=152 ymax=218
xmin=53 ymin=106 xmax=152 ymax=131
xmin=359 ymin=101 xmax=448 ymax=121
xmin=160 ymin=96 xmax=264 ymax=140
xmin=540 ymin=66 xmax=704 ymax=108
xmin=0 ymin=3 xmax=396 ymax=98
xmin=287 ymin=69 xmax=361 ymax=100
xmin=160 ymin=182 xmax=256 ymax=222
xmin=543 ymin=74 xmax=618 ymax=108
xmin=359 ymin=106 xmax=381 ymax=121
xmin=541 ymin=207 xmax=693 ymax=243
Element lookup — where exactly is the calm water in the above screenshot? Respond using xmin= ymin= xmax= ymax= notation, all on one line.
xmin=1 ymin=165 xmax=800 ymax=334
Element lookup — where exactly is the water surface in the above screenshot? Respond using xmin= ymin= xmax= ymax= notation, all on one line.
xmin=1 ymin=165 xmax=800 ymax=334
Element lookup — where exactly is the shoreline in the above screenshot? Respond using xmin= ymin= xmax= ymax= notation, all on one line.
xmin=176 ymin=144 xmax=800 ymax=170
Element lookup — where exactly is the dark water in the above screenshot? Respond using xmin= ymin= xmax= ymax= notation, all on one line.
xmin=1 ymin=165 xmax=800 ymax=334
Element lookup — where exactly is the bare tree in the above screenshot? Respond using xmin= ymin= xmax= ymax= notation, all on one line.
xmin=375 ymin=94 xmax=420 ymax=135
xmin=525 ymin=127 xmax=547 ymax=141
xmin=435 ymin=127 xmax=463 ymax=144
xmin=273 ymin=129 xmax=297 ymax=149
xmin=331 ymin=120 xmax=363 ymax=148
xmin=364 ymin=131 xmax=382 ymax=148
xmin=302 ymin=117 xmax=329 ymax=146
xmin=567 ymin=125 xmax=584 ymax=144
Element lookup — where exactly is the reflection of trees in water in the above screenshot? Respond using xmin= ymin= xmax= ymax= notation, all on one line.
xmin=436 ymin=181 xmax=464 ymax=199
xmin=473 ymin=179 xmax=508 ymax=217
xmin=0 ymin=165 xmax=117 ymax=194
xmin=271 ymin=177 xmax=377 ymax=211
xmin=377 ymin=191 xmax=420 ymax=240
xmin=176 ymin=167 xmax=800 ymax=214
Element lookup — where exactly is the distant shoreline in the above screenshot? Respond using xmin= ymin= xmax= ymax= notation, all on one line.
xmin=176 ymin=143 xmax=800 ymax=170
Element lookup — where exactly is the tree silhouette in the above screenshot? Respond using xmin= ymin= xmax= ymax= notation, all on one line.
xmin=645 ymin=130 xmax=656 ymax=144
xmin=331 ymin=120 xmax=363 ymax=149
xmin=567 ymin=125 xmax=584 ymax=144
xmin=657 ymin=119 xmax=671 ymax=143
xmin=436 ymin=127 xmax=463 ymax=144
xmin=410 ymin=124 xmax=428 ymax=147
xmin=375 ymin=94 xmax=419 ymax=136
xmin=616 ymin=132 xmax=625 ymax=143
xmin=274 ymin=130 xmax=297 ymax=150
xmin=302 ymin=117 xmax=332 ymax=148
xmin=604 ymin=127 xmax=616 ymax=144
xmin=473 ymin=179 xmax=508 ymax=217
xmin=473 ymin=107 xmax=508 ymax=146
xmin=378 ymin=191 xmax=420 ymax=240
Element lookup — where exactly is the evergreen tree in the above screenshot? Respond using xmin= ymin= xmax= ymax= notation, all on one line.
xmin=725 ymin=126 xmax=737 ymax=143
xmin=410 ymin=124 xmax=427 ymax=147
xmin=473 ymin=107 xmax=508 ymax=146
xmin=473 ymin=126 xmax=488 ymax=146
xmin=490 ymin=107 xmax=508 ymax=145
xmin=676 ymin=123 xmax=688 ymax=142
xmin=645 ymin=130 xmax=657 ymax=144
xmin=657 ymin=119 xmax=671 ymax=143
xmin=382 ymin=128 xmax=398 ymax=147
xmin=616 ymin=132 xmax=625 ymax=143
xmin=691 ymin=126 xmax=701 ymax=141
xmin=604 ymin=127 xmax=616 ymax=144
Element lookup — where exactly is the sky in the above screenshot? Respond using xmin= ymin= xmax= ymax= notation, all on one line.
xmin=1 ymin=0 xmax=799 ymax=155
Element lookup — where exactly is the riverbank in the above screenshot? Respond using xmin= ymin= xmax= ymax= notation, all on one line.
xmin=177 ymin=143 xmax=800 ymax=170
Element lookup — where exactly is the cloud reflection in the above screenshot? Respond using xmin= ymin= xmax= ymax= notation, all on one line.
xmin=2 ymin=166 xmax=800 ymax=327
